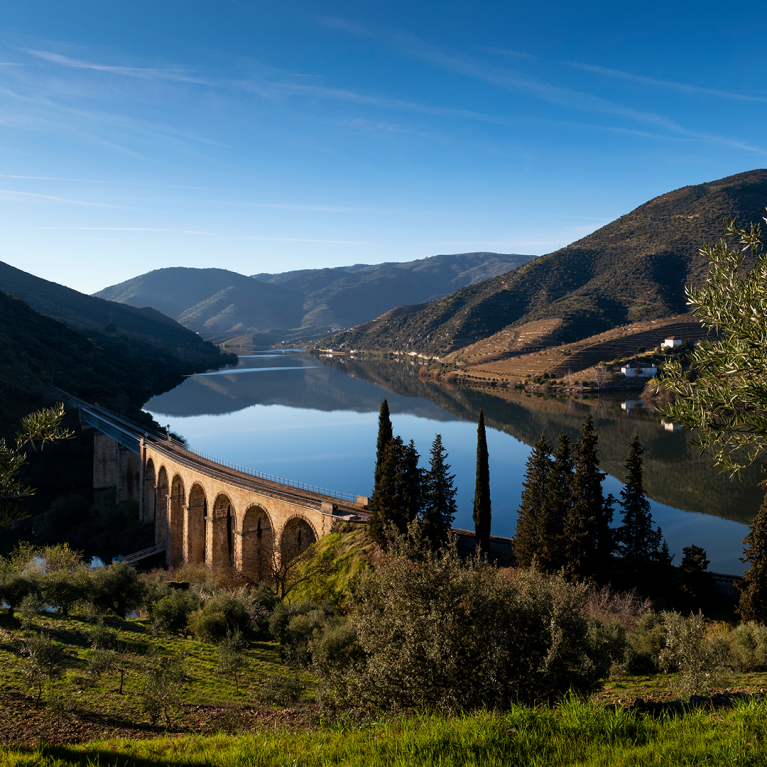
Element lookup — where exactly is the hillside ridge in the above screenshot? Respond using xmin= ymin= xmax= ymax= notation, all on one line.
xmin=325 ymin=169 xmax=767 ymax=356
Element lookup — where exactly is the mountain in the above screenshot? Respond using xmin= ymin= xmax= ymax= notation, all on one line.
xmin=326 ymin=169 xmax=767 ymax=356
xmin=94 ymin=252 xmax=535 ymax=341
xmin=0 ymin=261 xmax=234 ymax=429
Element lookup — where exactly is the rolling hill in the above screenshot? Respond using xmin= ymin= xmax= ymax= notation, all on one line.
xmin=325 ymin=169 xmax=767 ymax=356
xmin=0 ymin=262 xmax=234 ymax=429
xmin=94 ymin=252 xmax=535 ymax=341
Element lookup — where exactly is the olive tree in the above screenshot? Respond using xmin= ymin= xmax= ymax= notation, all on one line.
xmin=658 ymin=215 xmax=767 ymax=474
xmin=0 ymin=404 xmax=73 ymax=528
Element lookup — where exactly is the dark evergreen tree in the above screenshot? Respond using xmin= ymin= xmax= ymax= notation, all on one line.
xmin=537 ymin=434 xmax=573 ymax=572
xmin=679 ymin=544 xmax=714 ymax=611
xmin=513 ymin=433 xmax=552 ymax=568
xmin=473 ymin=409 xmax=491 ymax=553
xmin=562 ymin=416 xmax=614 ymax=582
xmin=421 ymin=434 xmax=457 ymax=549
xmin=738 ymin=478 xmax=767 ymax=624
xmin=373 ymin=399 xmax=393 ymax=490
xmin=617 ymin=432 xmax=665 ymax=582
xmin=368 ymin=437 xmax=423 ymax=547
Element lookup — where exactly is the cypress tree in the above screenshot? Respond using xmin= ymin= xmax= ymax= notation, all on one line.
xmin=422 ymin=434 xmax=457 ymax=549
xmin=373 ymin=399 xmax=393 ymax=490
xmin=369 ymin=437 xmax=422 ymax=547
xmin=562 ymin=416 xmax=614 ymax=582
xmin=513 ymin=433 xmax=552 ymax=568
xmin=473 ymin=409 xmax=491 ymax=553
xmin=617 ymin=432 xmax=664 ymax=582
xmin=738 ymin=478 xmax=767 ymax=624
xmin=537 ymin=434 xmax=573 ymax=572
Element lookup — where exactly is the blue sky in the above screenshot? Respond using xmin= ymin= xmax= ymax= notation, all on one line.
xmin=1 ymin=0 xmax=765 ymax=294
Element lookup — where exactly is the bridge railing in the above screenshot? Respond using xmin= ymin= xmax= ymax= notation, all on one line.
xmin=177 ymin=446 xmax=359 ymax=504
xmin=57 ymin=388 xmax=360 ymax=505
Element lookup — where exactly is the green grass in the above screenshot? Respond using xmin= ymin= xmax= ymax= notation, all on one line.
xmin=0 ymin=612 xmax=312 ymax=729
xmin=3 ymin=699 xmax=767 ymax=766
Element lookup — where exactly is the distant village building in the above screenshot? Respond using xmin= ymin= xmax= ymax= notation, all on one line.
xmin=661 ymin=419 xmax=683 ymax=432
xmin=620 ymin=364 xmax=659 ymax=378
xmin=621 ymin=400 xmax=643 ymax=412
xmin=662 ymin=337 xmax=683 ymax=348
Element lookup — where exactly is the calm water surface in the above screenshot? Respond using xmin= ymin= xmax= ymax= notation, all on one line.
xmin=144 ymin=351 xmax=761 ymax=575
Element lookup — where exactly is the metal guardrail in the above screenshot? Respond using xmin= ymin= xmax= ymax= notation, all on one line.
xmin=115 ymin=543 xmax=167 ymax=565
xmin=183 ymin=446 xmax=358 ymax=503
xmin=55 ymin=389 xmax=360 ymax=504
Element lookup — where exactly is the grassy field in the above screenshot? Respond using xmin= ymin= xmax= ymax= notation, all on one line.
xmin=3 ymin=699 xmax=767 ymax=766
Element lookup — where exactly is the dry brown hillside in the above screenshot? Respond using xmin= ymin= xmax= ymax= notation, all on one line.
xmin=457 ymin=315 xmax=706 ymax=381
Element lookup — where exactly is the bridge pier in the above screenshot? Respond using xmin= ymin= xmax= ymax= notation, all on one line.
xmin=93 ymin=432 xmax=142 ymax=504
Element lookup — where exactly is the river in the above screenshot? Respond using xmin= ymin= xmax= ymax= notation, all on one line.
xmin=143 ymin=350 xmax=763 ymax=575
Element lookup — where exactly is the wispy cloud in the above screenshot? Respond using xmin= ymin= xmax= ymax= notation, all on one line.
xmin=0 ymin=189 xmax=125 ymax=207
xmin=41 ymin=225 xmax=370 ymax=244
xmin=483 ymin=47 xmax=536 ymax=59
xmin=45 ymin=226 xmax=214 ymax=234
xmin=565 ymin=61 xmax=767 ymax=103
xmin=319 ymin=18 xmax=767 ymax=154
xmin=22 ymin=48 xmax=209 ymax=85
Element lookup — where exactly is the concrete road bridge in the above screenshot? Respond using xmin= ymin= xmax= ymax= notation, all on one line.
xmin=67 ymin=395 xmax=368 ymax=577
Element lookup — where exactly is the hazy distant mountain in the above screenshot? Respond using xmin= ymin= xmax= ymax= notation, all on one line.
xmin=0 ymin=263 xmax=233 ymax=431
xmin=326 ymin=169 xmax=767 ymax=355
xmin=95 ymin=253 xmax=535 ymax=340
xmin=0 ymin=260 xmax=223 ymax=359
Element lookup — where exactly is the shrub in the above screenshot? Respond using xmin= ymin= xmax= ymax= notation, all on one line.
xmin=310 ymin=617 xmax=364 ymax=674
xmin=138 ymin=651 xmax=188 ymax=727
xmin=657 ymin=611 xmax=731 ymax=698
xmin=150 ymin=589 xmax=200 ymax=636
xmin=730 ymin=622 xmax=767 ymax=671
xmin=255 ymin=675 xmax=306 ymax=706
xmin=187 ymin=593 xmax=252 ymax=643
xmin=269 ymin=601 xmax=336 ymax=666
xmin=23 ymin=632 xmax=65 ymax=705
xmin=40 ymin=566 xmax=91 ymax=618
xmin=0 ymin=565 xmax=36 ymax=618
xmin=217 ymin=628 xmax=248 ymax=691
xmin=89 ymin=619 xmax=119 ymax=649
xmin=322 ymin=538 xmax=611 ymax=712
xmin=90 ymin=562 xmax=145 ymax=618
xmin=623 ymin=611 xmax=667 ymax=674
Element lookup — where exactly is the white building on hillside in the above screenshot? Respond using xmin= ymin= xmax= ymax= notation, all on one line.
xmin=620 ymin=364 xmax=659 ymax=378
xmin=662 ymin=337 xmax=683 ymax=348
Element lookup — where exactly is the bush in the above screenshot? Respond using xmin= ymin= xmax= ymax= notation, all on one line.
xmin=138 ymin=651 xmax=188 ymax=727
xmin=255 ymin=675 xmax=306 ymax=707
xmin=23 ymin=632 xmax=65 ymax=705
xmin=0 ymin=566 xmax=36 ymax=618
xmin=730 ymin=622 xmax=767 ymax=671
xmin=620 ymin=611 xmax=666 ymax=674
xmin=217 ymin=628 xmax=248 ymax=691
xmin=40 ymin=566 xmax=91 ymax=617
xmin=150 ymin=589 xmax=200 ymax=636
xmin=310 ymin=618 xmax=364 ymax=674
xmin=321 ymin=538 xmax=611 ymax=712
xmin=187 ymin=594 xmax=252 ymax=643
xmin=269 ymin=601 xmax=336 ymax=666
xmin=90 ymin=562 xmax=145 ymax=618
xmin=657 ymin=611 xmax=730 ymax=698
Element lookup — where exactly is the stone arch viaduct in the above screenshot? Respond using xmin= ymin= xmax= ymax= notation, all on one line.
xmin=75 ymin=397 xmax=367 ymax=577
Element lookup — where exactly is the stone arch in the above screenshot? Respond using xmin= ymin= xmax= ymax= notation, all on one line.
xmin=186 ymin=483 xmax=207 ymax=566
xmin=143 ymin=458 xmax=156 ymax=526
xmin=169 ymin=475 xmax=185 ymax=567
xmin=280 ymin=515 xmax=318 ymax=564
xmin=155 ymin=466 xmax=169 ymax=546
xmin=238 ymin=505 xmax=274 ymax=584
xmin=210 ymin=493 xmax=235 ymax=568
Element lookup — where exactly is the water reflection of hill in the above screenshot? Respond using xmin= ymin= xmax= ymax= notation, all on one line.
xmin=144 ymin=362 xmax=459 ymax=423
xmin=328 ymin=357 xmax=764 ymax=525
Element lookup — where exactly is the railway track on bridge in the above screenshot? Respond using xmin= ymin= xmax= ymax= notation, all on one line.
xmin=57 ymin=389 xmax=367 ymax=520
xmin=150 ymin=440 xmax=366 ymax=518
